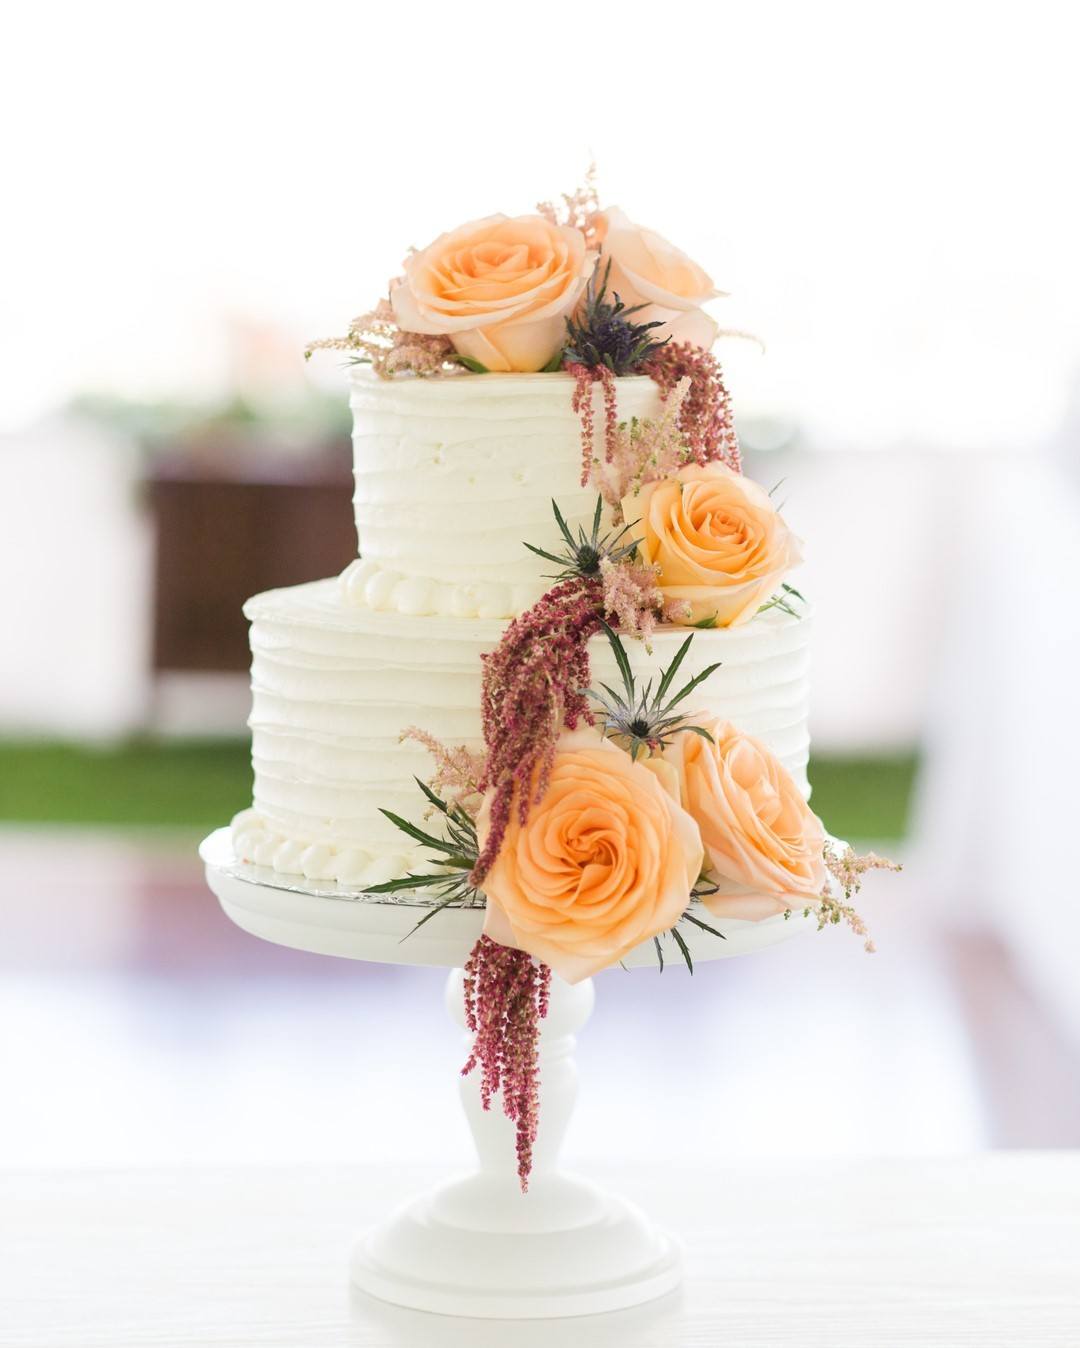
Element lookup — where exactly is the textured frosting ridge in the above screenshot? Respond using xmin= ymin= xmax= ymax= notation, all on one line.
xmin=346 ymin=370 xmax=666 ymax=618
xmin=232 ymin=578 xmax=813 ymax=885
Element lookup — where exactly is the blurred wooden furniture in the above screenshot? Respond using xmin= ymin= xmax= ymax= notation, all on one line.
xmin=2 ymin=1155 xmax=1077 ymax=1345
xmin=147 ymin=444 xmax=355 ymax=673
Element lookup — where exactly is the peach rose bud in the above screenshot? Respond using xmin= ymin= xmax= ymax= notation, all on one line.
xmin=390 ymin=213 xmax=595 ymax=373
xmin=477 ymin=728 xmax=703 ymax=982
xmin=593 ymin=206 xmax=723 ymax=348
xmin=663 ymin=718 xmax=826 ymax=921
xmin=622 ymin=462 xmax=803 ymax=627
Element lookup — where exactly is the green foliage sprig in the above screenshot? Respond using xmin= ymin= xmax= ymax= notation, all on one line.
xmin=588 ymin=623 xmax=721 ymax=760
xmin=524 ymin=497 xmax=639 ymax=582
xmin=369 ymin=780 xmax=482 ymax=936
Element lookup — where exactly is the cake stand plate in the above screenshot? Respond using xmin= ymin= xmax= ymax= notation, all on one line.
xmin=201 ymin=827 xmax=807 ymax=1319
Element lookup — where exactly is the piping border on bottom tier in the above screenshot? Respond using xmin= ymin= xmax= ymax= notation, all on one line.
xmin=230 ymin=808 xmax=425 ymax=887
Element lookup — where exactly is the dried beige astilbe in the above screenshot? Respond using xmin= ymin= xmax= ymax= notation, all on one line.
xmin=537 ymin=162 xmax=601 ymax=248
xmin=400 ymin=726 xmax=486 ymax=818
xmin=305 ymin=298 xmax=458 ymax=379
xmin=788 ymin=844 xmax=903 ymax=953
xmin=592 ymin=377 xmax=695 ymax=515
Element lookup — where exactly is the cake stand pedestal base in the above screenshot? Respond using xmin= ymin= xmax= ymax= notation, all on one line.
xmin=349 ymin=970 xmax=681 ymax=1319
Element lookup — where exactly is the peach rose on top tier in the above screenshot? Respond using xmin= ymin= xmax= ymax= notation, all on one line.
xmin=594 ymin=207 xmax=721 ymax=349
xmin=477 ymin=728 xmax=703 ymax=983
xmin=664 ymin=719 xmax=826 ymax=921
xmin=389 ymin=214 xmax=594 ymax=373
xmin=623 ymin=463 xmax=802 ymax=627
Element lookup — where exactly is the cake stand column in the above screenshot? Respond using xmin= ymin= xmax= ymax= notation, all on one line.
xmin=350 ymin=968 xmax=681 ymax=1319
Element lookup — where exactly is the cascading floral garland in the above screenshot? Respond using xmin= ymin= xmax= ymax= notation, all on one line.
xmin=324 ymin=172 xmax=900 ymax=1193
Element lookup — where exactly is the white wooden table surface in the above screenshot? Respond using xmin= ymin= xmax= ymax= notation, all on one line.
xmin=2 ymin=1155 xmax=1078 ymax=1347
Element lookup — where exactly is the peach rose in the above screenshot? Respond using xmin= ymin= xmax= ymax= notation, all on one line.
xmin=623 ymin=463 xmax=802 ymax=627
xmin=477 ymin=728 xmax=703 ymax=982
xmin=594 ymin=206 xmax=721 ymax=348
xmin=390 ymin=213 xmax=594 ymax=373
xmin=663 ymin=719 xmax=826 ymax=921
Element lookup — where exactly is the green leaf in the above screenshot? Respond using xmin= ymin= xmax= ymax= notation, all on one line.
xmin=669 ymin=924 xmax=694 ymax=974
xmin=681 ymin=910 xmax=727 ymax=941
xmin=682 ymin=724 xmax=716 ymax=744
xmin=401 ymin=892 xmax=468 ymax=941
xmin=378 ymin=808 xmax=461 ymax=855
xmin=653 ymin=935 xmax=665 ymax=974
xmin=523 ymin=542 xmax=572 ymax=567
xmin=592 ymin=494 xmax=604 ymax=537
xmin=453 ymin=354 xmax=490 ymax=374
xmin=550 ymin=499 xmax=576 ymax=550
xmin=541 ymin=349 xmax=566 ymax=373
xmin=666 ymin=662 xmax=723 ymax=709
xmin=364 ymin=871 xmax=454 ymax=894
xmin=782 ymin=583 xmax=806 ymax=602
xmin=692 ymin=614 xmax=719 ymax=630
xmin=654 ymin=633 xmax=695 ymax=705
xmin=599 ymin=620 xmax=635 ymax=701
xmin=413 ymin=775 xmax=450 ymax=817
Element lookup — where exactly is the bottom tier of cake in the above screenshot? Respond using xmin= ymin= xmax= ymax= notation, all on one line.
xmin=230 ymin=577 xmax=813 ymax=886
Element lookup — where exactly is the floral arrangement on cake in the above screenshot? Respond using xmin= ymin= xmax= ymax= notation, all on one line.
xmin=309 ymin=171 xmax=900 ymax=1191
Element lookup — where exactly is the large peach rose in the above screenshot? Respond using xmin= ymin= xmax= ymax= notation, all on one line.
xmin=663 ymin=719 xmax=826 ymax=921
xmin=477 ymin=729 xmax=703 ymax=982
xmin=390 ymin=214 xmax=594 ymax=373
xmin=594 ymin=206 xmax=721 ymax=348
xmin=623 ymin=463 xmax=802 ymax=627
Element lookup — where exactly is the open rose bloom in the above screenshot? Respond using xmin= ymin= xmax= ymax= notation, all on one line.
xmin=623 ymin=462 xmax=802 ymax=627
xmin=594 ymin=207 xmax=722 ymax=348
xmin=390 ymin=213 xmax=595 ymax=373
xmin=663 ymin=719 xmax=827 ymax=921
xmin=477 ymin=729 xmax=703 ymax=983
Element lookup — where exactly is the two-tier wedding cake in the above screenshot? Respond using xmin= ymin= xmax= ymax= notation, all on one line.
xmin=224 ymin=177 xmax=896 ymax=1189
xmin=231 ymin=373 xmax=812 ymax=890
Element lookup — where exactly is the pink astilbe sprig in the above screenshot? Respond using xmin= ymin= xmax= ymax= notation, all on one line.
xmin=643 ymin=342 xmax=742 ymax=472
xmin=462 ymin=935 xmax=552 ymax=1192
xmin=599 ymin=555 xmax=693 ymax=641
xmin=305 ymin=298 xmax=458 ymax=379
xmin=399 ymin=727 xmax=486 ymax=820
xmin=471 ymin=575 xmax=605 ymax=884
xmin=787 ymin=844 xmax=903 ymax=954
xmin=568 ymin=361 xmax=620 ymax=486
xmin=592 ymin=376 xmax=695 ymax=513
xmin=536 ymin=162 xmax=601 ymax=247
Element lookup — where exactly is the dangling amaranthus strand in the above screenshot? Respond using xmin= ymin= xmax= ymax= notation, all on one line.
xmin=643 ymin=342 xmax=742 ymax=472
xmin=568 ymin=361 xmax=620 ymax=486
xmin=462 ymin=935 xmax=553 ymax=1192
xmin=471 ymin=575 xmax=604 ymax=883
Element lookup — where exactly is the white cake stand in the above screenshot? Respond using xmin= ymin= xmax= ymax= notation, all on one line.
xmin=201 ymin=826 xmax=807 ymax=1319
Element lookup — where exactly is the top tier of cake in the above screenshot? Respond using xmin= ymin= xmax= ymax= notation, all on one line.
xmin=343 ymin=370 xmax=665 ymax=620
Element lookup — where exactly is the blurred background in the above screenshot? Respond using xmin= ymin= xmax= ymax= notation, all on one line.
xmin=3 ymin=1 xmax=1080 ymax=1175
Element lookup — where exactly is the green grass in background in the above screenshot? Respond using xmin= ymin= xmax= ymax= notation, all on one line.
xmin=0 ymin=740 xmax=252 ymax=834
xmin=0 ymin=740 xmax=918 ymax=841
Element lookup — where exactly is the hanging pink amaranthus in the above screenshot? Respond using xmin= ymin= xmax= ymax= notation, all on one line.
xmin=643 ymin=342 xmax=742 ymax=473
xmin=568 ymin=361 xmax=620 ymax=486
xmin=462 ymin=934 xmax=552 ymax=1192
xmin=471 ymin=575 xmax=604 ymax=884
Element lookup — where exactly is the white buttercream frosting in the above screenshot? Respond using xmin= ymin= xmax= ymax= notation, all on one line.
xmin=232 ymin=577 xmax=813 ymax=885
xmin=346 ymin=370 xmax=666 ymax=618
